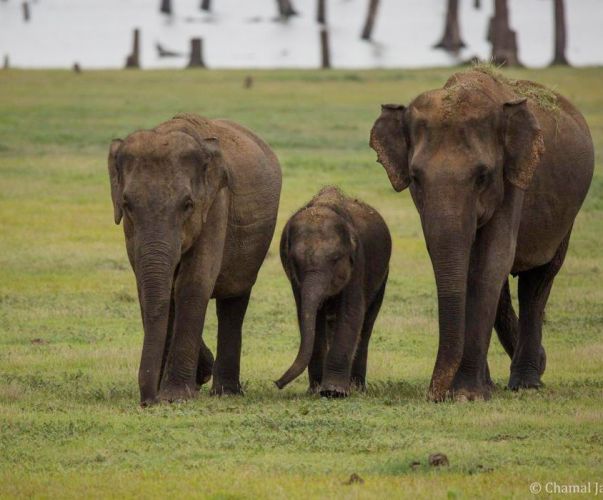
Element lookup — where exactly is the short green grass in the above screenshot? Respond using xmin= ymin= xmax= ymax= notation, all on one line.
xmin=0 ymin=67 xmax=602 ymax=499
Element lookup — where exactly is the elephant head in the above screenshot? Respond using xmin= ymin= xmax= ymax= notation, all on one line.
xmin=369 ymin=75 xmax=544 ymax=399
xmin=108 ymin=123 xmax=227 ymax=404
xmin=275 ymin=198 xmax=358 ymax=389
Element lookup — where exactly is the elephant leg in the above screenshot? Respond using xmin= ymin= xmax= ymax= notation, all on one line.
xmin=495 ymin=278 xmax=546 ymax=380
xmin=159 ymin=287 xmax=211 ymax=402
xmin=351 ymin=277 xmax=386 ymax=390
xmin=211 ymin=291 xmax=251 ymax=395
xmin=320 ymin=289 xmax=365 ymax=398
xmin=452 ymin=267 xmax=507 ymax=401
xmin=308 ymin=308 xmax=327 ymax=393
xmin=509 ymin=231 xmax=570 ymax=390
xmin=452 ymin=205 xmax=522 ymax=401
xmin=494 ymin=278 xmax=518 ymax=359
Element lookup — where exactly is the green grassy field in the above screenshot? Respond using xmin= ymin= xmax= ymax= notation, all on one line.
xmin=0 ymin=67 xmax=601 ymax=499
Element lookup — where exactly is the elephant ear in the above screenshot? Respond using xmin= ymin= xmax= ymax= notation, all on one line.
xmin=369 ymin=104 xmax=410 ymax=192
xmin=199 ymin=137 xmax=229 ymax=223
xmin=108 ymin=139 xmax=123 ymax=225
xmin=503 ymin=98 xmax=545 ymax=190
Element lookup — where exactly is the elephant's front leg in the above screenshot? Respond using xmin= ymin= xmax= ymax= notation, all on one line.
xmin=210 ymin=291 xmax=251 ymax=395
xmin=159 ymin=281 xmax=212 ymax=402
xmin=452 ymin=188 xmax=522 ymax=401
xmin=308 ymin=308 xmax=327 ymax=393
xmin=319 ymin=288 xmax=365 ymax=398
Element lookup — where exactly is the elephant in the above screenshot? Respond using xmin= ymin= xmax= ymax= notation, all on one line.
xmin=108 ymin=113 xmax=282 ymax=406
xmin=369 ymin=67 xmax=594 ymax=402
xmin=275 ymin=186 xmax=391 ymax=397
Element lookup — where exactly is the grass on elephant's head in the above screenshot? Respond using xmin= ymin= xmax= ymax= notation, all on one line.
xmin=0 ymin=66 xmax=602 ymax=498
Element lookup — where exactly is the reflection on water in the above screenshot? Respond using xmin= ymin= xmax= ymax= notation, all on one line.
xmin=0 ymin=0 xmax=601 ymax=69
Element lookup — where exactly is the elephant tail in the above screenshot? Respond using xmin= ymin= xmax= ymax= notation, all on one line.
xmin=494 ymin=278 xmax=517 ymax=359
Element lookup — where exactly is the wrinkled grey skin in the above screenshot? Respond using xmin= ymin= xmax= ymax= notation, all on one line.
xmin=369 ymin=69 xmax=593 ymax=402
xmin=108 ymin=113 xmax=281 ymax=406
xmin=276 ymin=187 xmax=391 ymax=397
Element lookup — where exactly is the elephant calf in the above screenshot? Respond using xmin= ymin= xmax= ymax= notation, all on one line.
xmin=275 ymin=187 xmax=391 ymax=397
xmin=108 ymin=113 xmax=281 ymax=406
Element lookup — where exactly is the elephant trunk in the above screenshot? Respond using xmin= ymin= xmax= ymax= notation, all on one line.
xmin=135 ymin=239 xmax=179 ymax=406
xmin=275 ymin=276 xmax=325 ymax=389
xmin=423 ymin=213 xmax=474 ymax=401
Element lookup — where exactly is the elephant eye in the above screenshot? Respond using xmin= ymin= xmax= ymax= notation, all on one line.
xmin=475 ymin=166 xmax=491 ymax=188
xmin=122 ymin=195 xmax=132 ymax=213
xmin=182 ymin=197 xmax=194 ymax=212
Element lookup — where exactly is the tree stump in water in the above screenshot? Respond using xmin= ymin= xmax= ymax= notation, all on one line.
xmin=22 ymin=2 xmax=30 ymax=22
xmin=317 ymin=0 xmax=326 ymax=24
xmin=125 ymin=29 xmax=141 ymax=69
xmin=276 ymin=0 xmax=297 ymax=19
xmin=551 ymin=0 xmax=569 ymax=66
xmin=320 ymin=29 xmax=331 ymax=69
xmin=361 ymin=0 xmax=380 ymax=41
xmin=434 ymin=0 xmax=466 ymax=53
xmin=160 ymin=0 xmax=172 ymax=15
xmin=187 ymin=38 xmax=206 ymax=68
xmin=490 ymin=0 xmax=521 ymax=66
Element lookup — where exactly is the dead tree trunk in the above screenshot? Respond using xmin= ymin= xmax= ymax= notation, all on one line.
xmin=551 ymin=0 xmax=569 ymax=65
xmin=434 ymin=0 xmax=466 ymax=53
xmin=361 ymin=0 xmax=380 ymax=41
xmin=22 ymin=2 xmax=30 ymax=22
xmin=201 ymin=0 xmax=211 ymax=12
xmin=3 ymin=55 xmax=9 ymax=70
xmin=490 ymin=0 xmax=521 ymax=66
xmin=125 ymin=29 xmax=140 ymax=69
xmin=320 ymin=28 xmax=331 ymax=69
xmin=160 ymin=0 xmax=172 ymax=15
xmin=317 ymin=0 xmax=326 ymax=24
xmin=276 ymin=0 xmax=297 ymax=19
xmin=187 ymin=38 xmax=206 ymax=68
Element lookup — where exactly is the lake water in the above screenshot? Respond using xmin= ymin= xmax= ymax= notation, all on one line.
xmin=1 ymin=0 xmax=602 ymax=69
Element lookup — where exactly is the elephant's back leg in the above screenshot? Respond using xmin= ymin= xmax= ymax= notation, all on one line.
xmin=210 ymin=291 xmax=251 ymax=395
xmin=494 ymin=278 xmax=518 ymax=359
xmin=509 ymin=228 xmax=572 ymax=390
xmin=351 ymin=275 xmax=387 ymax=390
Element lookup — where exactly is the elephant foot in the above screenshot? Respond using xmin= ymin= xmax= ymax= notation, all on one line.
xmin=210 ymin=380 xmax=244 ymax=396
xmin=508 ymin=370 xmax=543 ymax=391
xmin=307 ymin=380 xmax=321 ymax=395
xmin=451 ymin=373 xmax=492 ymax=402
xmin=140 ymin=396 xmax=159 ymax=408
xmin=452 ymin=385 xmax=491 ymax=402
xmin=158 ymin=383 xmax=198 ymax=403
xmin=351 ymin=376 xmax=367 ymax=392
xmin=427 ymin=388 xmax=448 ymax=403
xmin=319 ymin=383 xmax=349 ymax=398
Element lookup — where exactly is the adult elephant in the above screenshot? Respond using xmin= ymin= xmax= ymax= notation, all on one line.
xmin=108 ymin=113 xmax=282 ymax=406
xmin=369 ymin=68 xmax=593 ymax=401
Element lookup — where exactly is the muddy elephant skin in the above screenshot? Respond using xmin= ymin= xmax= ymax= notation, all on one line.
xmin=108 ymin=113 xmax=282 ymax=406
xmin=369 ymin=68 xmax=594 ymax=401
xmin=276 ymin=187 xmax=391 ymax=397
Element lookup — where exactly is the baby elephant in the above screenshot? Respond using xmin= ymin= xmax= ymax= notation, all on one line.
xmin=275 ymin=187 xmax=391 ymax=397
